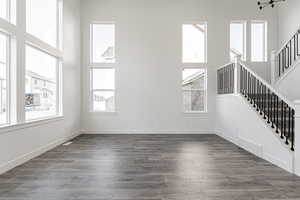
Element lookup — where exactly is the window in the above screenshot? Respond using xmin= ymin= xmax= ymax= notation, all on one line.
xmin=90 ymin=68 xmax=115 ymax=112
xmin=25 ymin=45 xmax=60 ymax=120
xmin=230 ymin=21 xmax=246 ymax=61
xmin=0 ymin=0 xmax=16 ymax=23
xmin=182 ymin=68 xmax=207 ymax=112
xmin=26 ymin=0 xmax=59 ymax=47
xmin=90 ymin=23 xmax=116 ymax=112
xmin=91 ymin=24 xmax=115 ymax=63
xmin=0 ymin=32 xmax=9 ymax=125
xmin=251 ymin=21 xmax=267 ymax=62
xmin=182 ymin=23 xmax=207 ymax=63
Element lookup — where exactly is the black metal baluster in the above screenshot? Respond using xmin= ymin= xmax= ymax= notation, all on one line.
xmin=283 ymin=102 xmax=287 ymax=140
xmin=281 ymin=100 xmax=284 ymax=139
xmin=278 ymin=53 xmax=281 ymax=77
xmin=291 ymin=109 xmax=295 ymax=151
xmin=267 ymin=89 xmax=271 ymax=124
xmin=260 ymin=82 xmax=263 ymax=115
xmin=264 ymin=86 xmax=267 ymax=119
xmin=286 ymin=107 xmax=291 ymax=145
xmin=276 ymin=96 xmax=279 ymax=133
xmin=271 ymin=93 xmax=275 ymax=128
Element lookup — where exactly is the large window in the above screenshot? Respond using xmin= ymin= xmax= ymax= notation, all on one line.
xmin=251 ymin=21 xmax=268 ymax=62
xmin=182 ymin=23 xmax=207 ymax=63
xmin=0 ymin=32 xmax=8 ymax=125
xmin=91 ymin=24 xmax=115 ymax=63
xmin=90 ymin=68 xmax=115 ymax=112
xmin=230 ymin=21 xmax=246 ymax=61
xmin=182 ymin=68 xmax=207 ymax=112
xmin=0 ymin=0 xmax=16 ymax=23
xmin=25 ymin=45 xmax=59 ymax=120
xmin=90 ymin=23 xmax=116 ymax=112
xmin=26 ymin=0 xmax=59 ymax=47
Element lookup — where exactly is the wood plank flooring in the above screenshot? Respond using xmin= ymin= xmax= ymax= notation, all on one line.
xmin=1 ymin=134 xmax=300 ymax=200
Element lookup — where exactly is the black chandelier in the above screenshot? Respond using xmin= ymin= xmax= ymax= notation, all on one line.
xmin=257 ymin=0 xmax=285 ymax=10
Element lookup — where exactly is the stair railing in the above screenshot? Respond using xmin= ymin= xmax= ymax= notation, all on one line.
xmin=271 ymin=28 xmax=300 ymax=83
xmin=217 ymin=56 xmax=296 ymax=151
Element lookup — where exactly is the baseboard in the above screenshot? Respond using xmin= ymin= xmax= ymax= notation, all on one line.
xmin=81 ymin=130 xmax=215 ymax=134
xmin=0 ymin=131 xmax=81 ymax=175
xmin=238 ymin=136 xmax=263 ymax=157
xmin=263 ymin=152 xmax=292 ymax=173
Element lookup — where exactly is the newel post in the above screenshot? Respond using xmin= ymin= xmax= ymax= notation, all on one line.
xmin=270 ymin=50 xmax=277 ymax=85
xmin=234 ymin=55 xmax=241 ymax=95
xmin=294 ymin=100 xmax=300 ymax=176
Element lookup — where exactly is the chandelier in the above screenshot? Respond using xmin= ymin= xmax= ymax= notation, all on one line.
xmin=257 ymin=0 xmax=286 ymax=10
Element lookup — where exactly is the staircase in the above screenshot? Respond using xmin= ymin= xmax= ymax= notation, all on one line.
xmin=218 ymin=60 xmax=295 ymax=151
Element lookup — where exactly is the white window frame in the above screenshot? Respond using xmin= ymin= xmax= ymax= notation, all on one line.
xmin=230 ymin=21 xmax=247 ymax=61
xmin=89 ymin=22 xmax=116 ymax=113
xmin=0 ymin=31 xmax=11 ymax=125
xmin=251 ymin=20 xmax=268 ymax=62
xmin=89 ymin=67 xmax=116 ymax=113
xmin=0 ymin=0 xmax=63 ymax=130
xmin=24 ymin=44 xmax=62 ymax=122
xmin=182 ymin=67 xmax=208 ymax=113
xmin=182 ymin=23 xmax=208 ymax=64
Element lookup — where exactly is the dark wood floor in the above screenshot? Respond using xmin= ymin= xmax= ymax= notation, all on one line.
xmin=1 ymin=134 xmax=300 ymax=200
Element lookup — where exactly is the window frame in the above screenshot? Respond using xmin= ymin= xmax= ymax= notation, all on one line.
xmin=182 ymin=22 xmax=208 ymax=64
xmin=89 ymin=22 xmax=116 ymax=113
xmin=89 ymin=67 xmax=116 ymax=113
xmin=0 ymin=0 xmax=16 ymax=24
xmin=182 ymin=67 xmax=208 ymax=113
xmin=251 ymin=20 xmax=268 ymax=62
xmin=24 ymin=43 xmax=62 ymax=122
xmin=0 ymin=31 xmax=11 ymax=125
xmin=230 ymin=20 xmax=247 ymax=61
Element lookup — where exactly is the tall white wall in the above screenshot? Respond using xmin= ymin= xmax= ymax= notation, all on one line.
xmin=277 ymin=0 xmax=300 ymax=47
xmin=81 ymin=0 xmax=278 ymax=134
xmin=0 ymin=0 xmax=81 ymax=174
xmin=274 ymin=0 xmax=300 ymax=101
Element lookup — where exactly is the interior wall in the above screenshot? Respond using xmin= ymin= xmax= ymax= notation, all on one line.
xmin=81 ymin=0 xmax=278 ymax=134
xmin=0 ymin=0 xmax=81 ymax=174
xmin=277 ymin=0 xmax=300 ymax=47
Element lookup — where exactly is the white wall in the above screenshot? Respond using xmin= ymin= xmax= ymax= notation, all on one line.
xmin=0 ymin=0 xmax=81 ymax=174
xmin=81 ymin=0 xmax=278 ymax=134
xmin=216 ymin=95 xmax=294 ymax=173
xmin=277 ymin=0 xmax=300 ymax=47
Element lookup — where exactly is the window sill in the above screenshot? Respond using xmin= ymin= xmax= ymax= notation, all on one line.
xmin=183 ymin=111 xmax=208 ymax=114
xmin=0 ymin=116 xmax=64 ymax=135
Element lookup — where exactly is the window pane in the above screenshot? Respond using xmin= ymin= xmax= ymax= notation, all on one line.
xmin=182 ymin=24 xmax=206 ymax=63
xmin=92 ymin=24 xmax=115 ymax=63
xmin=230 ymin=22 xmax=246 ymax=61
xmin=93 ymin=91 xmax=115 ymax=112
xmin=0 ymin=0 xmax=7 ymax=20
xmin=182 ymin=68 xmax=206 ymax=90
xmin=25 ymin=45 xmax=57 ymax=120
xmin=251 ymin=22 xmax=267 ymax=62
xmin=183 ymin=90 xmax=205 ymax=112
xmin=0 ymin=33 xmax=7 ymax=124
xmin=26 ymin=0 xmax=57 ymax=47
xmin=92 ymin=68 xmax=115 ymax=90
xmin=182 ymin=68 xmax=206 ymax=112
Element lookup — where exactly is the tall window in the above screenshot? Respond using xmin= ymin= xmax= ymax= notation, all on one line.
xmin=90 ymin=23 xmax=116 ymax=112
xmin=182 ymin=68 xmax=207 ymax=112
xmin=25 ymin=45 xmax=59 ymax=120
xmin=0 ymin=32 xmax=9 ymax=125
xmin=230 ymin=21 xmax=246 ymax=61
xmin=26 ymin=0 xmax=59 ymax=47
xmin=251 ymin=21 xmax=268 ymax=62
xmin=182 ymin=23 xmax=207 ymax=63
xmin=0 ymin=0 xmax=16 ymax=23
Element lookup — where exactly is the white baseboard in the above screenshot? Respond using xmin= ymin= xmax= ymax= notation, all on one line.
xmin=0 ymin=131 xmax=81 ymax=175
xmin=263 ymin=152 xmax=292 ymax=173
xmin=81 ymin=130 xmax=214 ymax=134
xmin=238 ymin=136 xmax=263 ymax=157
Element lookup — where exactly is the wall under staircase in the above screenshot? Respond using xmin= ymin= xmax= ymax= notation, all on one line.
xmin=216 ymin=94 xmax=294 ymax=173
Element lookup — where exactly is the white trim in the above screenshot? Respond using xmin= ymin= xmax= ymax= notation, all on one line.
xmin=0 ymin=116 xmax=64 ymax=135
xmin=0 ymin=130 xmax=80 ymax=175
xmin=81 ymin=130 xmax=215 ymax=135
